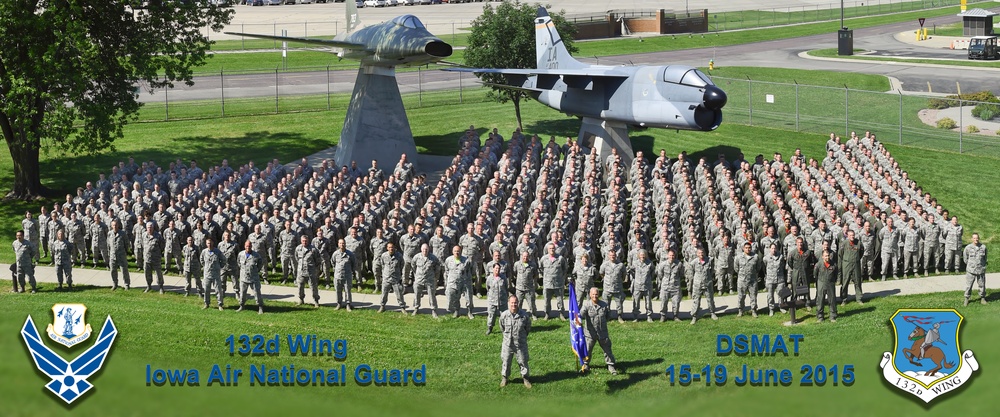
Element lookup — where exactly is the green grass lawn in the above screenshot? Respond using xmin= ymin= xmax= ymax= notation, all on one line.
xmin=1 ymin=283 xmax=997 ymax=417
xmin=807 ymin=48 xmax=1000 ymax=68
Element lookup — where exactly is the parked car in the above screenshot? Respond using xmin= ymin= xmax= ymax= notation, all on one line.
xmin=364 ymin=0 xmax=386 ymax=6
xmin=356 ymin=0 xmax=365 ymax=7
xmin=267 ymin=0 xmax=282 ymax=4
xmin=399 ymin=0 xmax=415 ymax=5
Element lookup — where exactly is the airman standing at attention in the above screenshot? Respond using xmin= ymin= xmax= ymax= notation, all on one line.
xmin=486 ymin=263 xmax=508 ymax=335
xmin=814 ymin=250 xmax=838 ymax=323
xmin=377 ymin=242 xmax=407 ymax=314
xmin=762 ymin=243 xmax=786 ymax=316
xmin=600 ymin=250 xmax=627 ymax=323
xmin=411 ymin=243 xmax=440 ymax=317
xmin=734 ymin=242 xmax=761 ymax=318
xmin=499 ymin=295 xmax=532 ymax=388
xmin=513 ymin=250 xmax=539 ymax=317
xmin=332 ymin=238 xmax=356 ymax=311
xmin=51 ymin=230 xmax=73 ymax=291
xmin=108 ymin=220 xmax=130 ymax=290
xmin=690 ymin=247 xmax=718 ymax=324
xmin=295 ymin=235 xmax=322 ymax=308
xmin=201 ymin=237 xmax=225 ymax=311
xmin=142 ymin=223 xmax=166 ymax=294
xmin=656 ymin=250 xmax=684 ymax=322
xmin=237 ymin=240 xmax=265 ymax=315
xmin=540 ymin=244 xmax=567 ymax=321
xmin=630 ymin=250 xmax=655 ymax=322
xmin=963 ymin=233 xmax=988 ymax=306
xmin=578 ymin=287 xmax=618 ymax=375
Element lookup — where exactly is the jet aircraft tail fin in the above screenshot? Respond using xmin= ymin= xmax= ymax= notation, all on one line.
xmin=535 ymin=7 xmax=585 ymax=70
xmin=347 ymin=0 xmax=361 ymax=33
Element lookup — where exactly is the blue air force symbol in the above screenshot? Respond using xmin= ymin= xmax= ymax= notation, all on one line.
xmin=21 ymin=305 xmax=118 ymax=404
xmin=879 ymin=309 xmax=979 ymax=403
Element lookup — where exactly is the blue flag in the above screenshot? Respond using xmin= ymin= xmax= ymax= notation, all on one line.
xmin=567 ymin=282 xmax=589 ymax=371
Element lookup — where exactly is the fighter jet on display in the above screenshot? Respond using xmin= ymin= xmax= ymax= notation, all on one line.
xmin=225 ymin=1 xmax=453 ymax=170
xmin=226 ymin=1 xmax=451 ymax=68
xmin=449 ymin=7 xmax=727 ymax=160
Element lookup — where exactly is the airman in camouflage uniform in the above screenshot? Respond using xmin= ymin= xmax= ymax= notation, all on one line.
xmin=295 ymin=235 xmax=322 ymax=308
xmin=630 ymin=250 xmax=655 ymax=322
xmin=332 ymin=238 xmax=356 ymax=310
xmin=657 ymin=250 xmax=684 ymax=322
xmin=762 ymin=243 xmax=786 ymax=316
xmin=377 ymin=242 xmax=407 ymax=313
xmin=963 ymin=233 xmax=988 ymax=306
xmin=182 ymin=236 xmax=204 ymax=296
xmin=734 ymin=242 xmax=761 ymax=317
xmin=142 ymin=224 xmax=166 ymax=293
xmin=219 ymin=232 xmax=240 ymax=299
xmin=411 ymin=243 xmax=440 ymax=317
xmin=499 ymin=295 xmax=532 ymax=388
xmin=236 ymin=240 xmax=265 ymax=314
xmin=444 ymin=245 xmax=475 ymax=319
xmin=513 ymin=250 xmax=539 ymax=316
xmin=201 ymin=237 xmax=226 ymax=310
xmin=51 ymin=230 xmax=73 ymax=290
xmin=573 ymin=253 xmax=597 ymax=310
xmin=540 ymin=244 xmax=567 ymax=320
xmin=690 ymin=247 xmax=718 ymax=324
xmin=12 ymin=231 xmax=37 ymax=293
xmin=486 ymin=263 xmax=509 ymax=335
xmin=578 ymin=288 xmax=618 ymax=375
xmin=599 ymin=250 xmax=627 ymax=323
xmin=107 ymin=221 xmax=131 ymax=290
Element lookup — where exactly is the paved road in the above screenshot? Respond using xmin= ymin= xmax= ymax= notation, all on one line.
xmin=5 ymin=262 xmax=996 ymax=319
xmin=142 ymin=6 xmax=1000 ymax=105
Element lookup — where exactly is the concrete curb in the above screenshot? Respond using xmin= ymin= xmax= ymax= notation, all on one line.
xmin=798 ymin=50 xmax=1000 ymax=73
xmin=5 ymin=263 xmax=997 ymax=319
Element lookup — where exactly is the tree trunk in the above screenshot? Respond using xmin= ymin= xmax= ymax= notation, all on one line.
xmin=513 ymin=94 xmax=523 ymax=131
xmin=5 ymin=137 xmax=44 ymax=200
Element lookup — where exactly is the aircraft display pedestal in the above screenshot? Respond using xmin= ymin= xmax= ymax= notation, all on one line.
xmin=577 ymin=117 xmax=633 ymax=166
xmin=335 ymin=65 xmax=419 ymax=171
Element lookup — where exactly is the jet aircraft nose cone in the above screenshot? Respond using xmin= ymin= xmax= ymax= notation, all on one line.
xmin=425 ymin=41 xmax=453 ymax=58
xmin=703 ymin=85 xmax=727 ymax=110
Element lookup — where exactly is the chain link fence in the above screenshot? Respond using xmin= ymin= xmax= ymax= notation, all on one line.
xmin=136 ymin=65 xmax=490 ymax=121
xmin=713 ymin=76 xmax=1000 ymax=157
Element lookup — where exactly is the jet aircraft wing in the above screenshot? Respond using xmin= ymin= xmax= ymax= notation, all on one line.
xmin=223 ymin=32 xmax=369 ymax=52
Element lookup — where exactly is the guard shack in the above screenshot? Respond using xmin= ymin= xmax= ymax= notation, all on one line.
xmin=958 ymin=8 xmax=997 ymax=37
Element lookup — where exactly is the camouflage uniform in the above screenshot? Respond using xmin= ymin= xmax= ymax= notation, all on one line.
xmin=238 ymin=249 xmax=265 ymax=310
xmin=963 ymin=242 xmax=988 ymax=303
xmin=540 ymin=254 xmax=567 ymax=319
xmin=332 ymin=248 xmax=355 ymax=308
xmin=295 ymin=243 xmax=322 ymax=305
xmin=182 ymin=243 xmax=204 ymax=295
xmin=599 ymin=260 xmax=627 ymax=320
xmin=656 ymin=259 xmax=684 ymax=320
xmin=108 ymin=229 xmax=131 ymax=288
xmin=201 ymin=247 xmax=225 ymax=307
xmin=411 ymin=252 xmax=440 ymax=313
xmin=377 ymin=250 xmax=407 ymax=311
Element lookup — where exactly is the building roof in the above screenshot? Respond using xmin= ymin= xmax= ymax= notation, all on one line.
xmin=957 ymin=8 xmax=998 ymax=18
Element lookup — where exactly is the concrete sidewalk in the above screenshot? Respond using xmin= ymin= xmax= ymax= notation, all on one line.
xmin=5 ymin=263 xmax=997 ymax=318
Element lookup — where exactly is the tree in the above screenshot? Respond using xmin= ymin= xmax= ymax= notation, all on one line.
xmin=0 ymin=1 xmax=233 ymax=200
xmin=464 ymin=2 xmax=577 ymax=129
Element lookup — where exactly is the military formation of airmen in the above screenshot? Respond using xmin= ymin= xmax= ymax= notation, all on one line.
xmin=12 ymin=129 xmax=990 ymax=323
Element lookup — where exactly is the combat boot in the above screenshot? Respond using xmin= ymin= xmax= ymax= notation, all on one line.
xmin=981 ymin=298 xmax=988 ymax=305
xmin=608 ymin=365 xmax=618 ymax=375
xmin=500 ymin=377 xmax=508 ymax=387
xmin=964 ymin=298 xmax=969 ymax=306
xmin=258 ymin=306 xmax=264 ymax=315
xmin=522 ymin=378 xmax=532 ymax=388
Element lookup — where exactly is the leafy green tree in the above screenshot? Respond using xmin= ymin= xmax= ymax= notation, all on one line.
xmin=0 ymin=1 xmax=233 ymax=199
xmin=464 ymin=1 xmax=577 ymax=129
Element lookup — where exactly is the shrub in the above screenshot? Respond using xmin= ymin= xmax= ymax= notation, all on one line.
xmin=927 ymin=91 xmax=999 ymax=110
xmin=936 ymin=117 xmax=957 ymax=129
xmin=967 ymin=125 xmax=980 ymax=133
xmin=971 ymin=102 xmax=1000 ymax=121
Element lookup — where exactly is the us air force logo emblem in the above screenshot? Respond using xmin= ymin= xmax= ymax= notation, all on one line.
xmin=22 ymin=304 xmax=118 ymax=404
xmin=879 ymin=309 xmax=979 ymax=403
